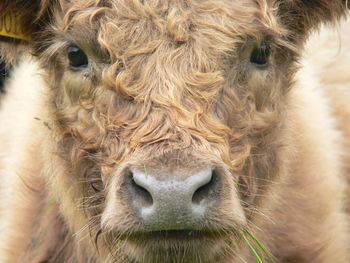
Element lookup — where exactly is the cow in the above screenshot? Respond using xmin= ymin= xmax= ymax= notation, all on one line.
xmin=0 ymin=1 xmax=349 ymax=262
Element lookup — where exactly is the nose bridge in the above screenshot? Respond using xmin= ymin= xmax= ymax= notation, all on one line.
xmin=133 ymin=168 xmax=213 ymax=192
xmin=130 ymin=95 xmax=227 ymax=150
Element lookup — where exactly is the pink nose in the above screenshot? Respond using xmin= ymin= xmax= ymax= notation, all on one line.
xmin=125 ymin=167 xmax=220 ymax=230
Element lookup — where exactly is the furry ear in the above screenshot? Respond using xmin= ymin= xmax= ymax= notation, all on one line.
xmin=275 ymin=0 xmax=349 ymax=41
xmin=0 ymin=0 xmax=57 ymax=39
xmin=0 ymin=1 xmax=59 ymax=64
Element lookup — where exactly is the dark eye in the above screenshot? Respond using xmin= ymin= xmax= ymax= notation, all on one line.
xmin=67 ymin=46 xmax=88 ymax=68
xmin=250 ymin=42 xmax=271 ymax=66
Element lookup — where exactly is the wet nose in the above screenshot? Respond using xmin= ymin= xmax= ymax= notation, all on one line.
xmin=126 ymin=167 xmax=220 ymax=230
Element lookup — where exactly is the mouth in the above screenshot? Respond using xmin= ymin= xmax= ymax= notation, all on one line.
xmin=126 ymin=229 xmax=220 ymax=242
xmin=119 ymin=230 xmax=228 ymax=263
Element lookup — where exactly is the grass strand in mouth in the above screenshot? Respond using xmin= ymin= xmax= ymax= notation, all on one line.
xmin=242 ymin=233 xmax=263 ymax=263
xmin=244 ymin=230 xmax=275 ymax=262
xmin=144 ymin=164 xmax=148 ymax=177
xmin=242 ymin=229 xmax=275 ymax=263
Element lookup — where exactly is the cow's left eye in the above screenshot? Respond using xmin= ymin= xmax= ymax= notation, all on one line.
xmin=67 ymin=46 xmax=89 ymax=68
xmin=250 ymin=41 xmax=271 ymax=66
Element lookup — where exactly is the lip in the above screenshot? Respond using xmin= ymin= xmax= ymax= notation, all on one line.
xmin=133 ymin=230 xmax=207 ymax=239
xmin=122 ymin=229 xmax=227 ymax=243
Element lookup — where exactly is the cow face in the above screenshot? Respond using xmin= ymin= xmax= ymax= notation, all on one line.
xmin=0 ymin=0 xmax=347 ymax=262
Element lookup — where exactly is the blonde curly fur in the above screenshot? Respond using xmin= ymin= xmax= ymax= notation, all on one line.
xmin=0 ymin=1 xmax=349 ymax=262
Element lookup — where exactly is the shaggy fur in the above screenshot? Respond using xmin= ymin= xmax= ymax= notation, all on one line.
xmin=0 ymin=1 xmax=349 ymax=262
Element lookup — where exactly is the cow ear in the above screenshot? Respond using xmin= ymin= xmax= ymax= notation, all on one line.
xmin=0 ymin=1 xmax=58 ymax=64
xmin=275 ymin=0 xmax=349 ymax=42
xmin=0 ymin=0 xmax=57 ymax=41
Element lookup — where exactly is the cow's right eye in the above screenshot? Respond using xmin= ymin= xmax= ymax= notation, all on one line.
xmin=67 ymin=46 xmax=89 ymax=68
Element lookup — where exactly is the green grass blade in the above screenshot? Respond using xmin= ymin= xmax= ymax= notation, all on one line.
xmin=242 ymin=232 xmax=263 ymax=263
xmin=144 ymin=164 xmax=148 ymax=177
xmin=244 ymin=230 xmax=275 ymax=262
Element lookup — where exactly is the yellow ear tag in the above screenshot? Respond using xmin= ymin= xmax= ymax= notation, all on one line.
xmin=0 ymin=11 xmax=32 ymax=41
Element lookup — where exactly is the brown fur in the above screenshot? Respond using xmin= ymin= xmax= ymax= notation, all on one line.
xmin=0 ymin=1 xmax=349 ymax=262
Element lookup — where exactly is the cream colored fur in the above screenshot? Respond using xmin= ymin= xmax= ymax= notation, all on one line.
xmin=0 ymin=58 xmax=47 ymax=261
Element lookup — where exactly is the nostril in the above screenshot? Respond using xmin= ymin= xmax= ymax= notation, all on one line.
xmin=131 ymin=178 xmax=154 ymax=207
xmin=192 ymin=169 xmax=219 ymax=205
xmin=127 ymin=171 xmax=153 ymax=207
